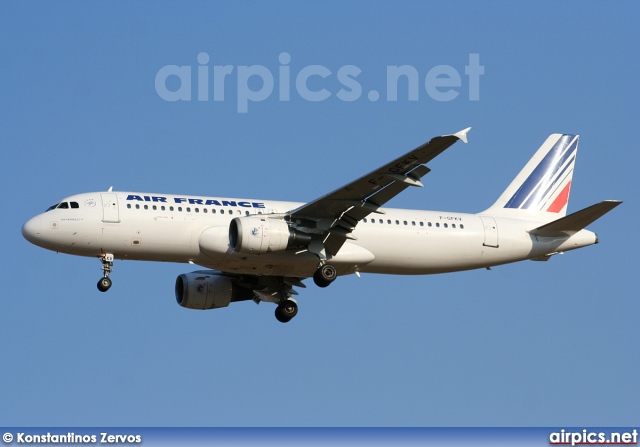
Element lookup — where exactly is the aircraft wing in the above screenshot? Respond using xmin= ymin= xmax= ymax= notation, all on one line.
xmin=286 ymin=128 xmax=471 ymax=256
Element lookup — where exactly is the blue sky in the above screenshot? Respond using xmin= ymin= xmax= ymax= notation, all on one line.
xmin=1 ymin=1 xmax=638 ymax=426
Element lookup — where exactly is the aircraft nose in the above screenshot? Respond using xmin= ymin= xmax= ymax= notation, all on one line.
xmin=22 ymin=216 xmax=42 ymax=244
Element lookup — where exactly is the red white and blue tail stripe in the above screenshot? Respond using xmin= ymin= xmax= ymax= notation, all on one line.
xmin=485 ymin=134 xmax=578 ymax=219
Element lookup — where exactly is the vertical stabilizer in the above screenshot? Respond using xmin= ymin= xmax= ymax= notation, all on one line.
xmin=483 ymin=134 xmax=578 ymax=221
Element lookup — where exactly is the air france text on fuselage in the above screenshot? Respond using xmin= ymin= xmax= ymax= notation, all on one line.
xmin=126 ymin=195 xmax=265 ymax=208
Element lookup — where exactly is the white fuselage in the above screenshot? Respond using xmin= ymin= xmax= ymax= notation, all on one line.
xmin=22 ymin=191 xmax=598 ymax=279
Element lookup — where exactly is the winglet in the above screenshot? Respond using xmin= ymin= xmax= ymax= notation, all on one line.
xmin=452 ymin=127 xmax=471 ymax=144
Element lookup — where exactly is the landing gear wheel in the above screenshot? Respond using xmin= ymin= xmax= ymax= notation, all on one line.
xmin=313 ymin=264 xmax=337 ymax=288
xmin=97 ymin=277 xmax=112 ymax=292
xmin=275 ymin=300 xmax=298 ymax=323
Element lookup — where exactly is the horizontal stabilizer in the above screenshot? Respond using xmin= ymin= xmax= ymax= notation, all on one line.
xmin=528 ymin=200 xmax=622 ymax=236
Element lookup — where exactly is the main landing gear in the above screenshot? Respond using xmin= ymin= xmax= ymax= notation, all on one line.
xmin=274 ymin=264 xmax=336 ymax=322
xmin=313 ymin=264 xmax=337 ymax=288
xmin=97 ymin=253 xmax=114 ymax=292
xmin=275 ymin=299 xmax=298 ymax=323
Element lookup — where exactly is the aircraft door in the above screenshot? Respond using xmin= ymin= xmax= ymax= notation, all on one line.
xmin=101 ymin=193 xmax=120 ymax=223
xmin=480 ymin=216 xmax=498 ymax=248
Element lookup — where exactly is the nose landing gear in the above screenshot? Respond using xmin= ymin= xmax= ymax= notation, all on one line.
xmin=97 ymin=253 xmax=114 ymax=292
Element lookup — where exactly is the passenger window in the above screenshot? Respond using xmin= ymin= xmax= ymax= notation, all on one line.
xmin=428 ymin=222 xmax=432 ymax=227
xmin=178 ymin=207 xmax=183 ymax=212
xmin=161 ymin=206 xmax=166 ymax=211
xmin=221 ymin=209 xmax=225 ymax=214
xmin=379 ymin=219 xmax=383 ymax=224
xmin=245 ymin=211 xmax=250 ymax=216
xmin=144 ymin=205 xmax=148 ymax=210
xmin=135 ymin=204 xmax=140 ymax=209
xmin=170 ymin=206 xmax=174 ymax=211
xmin=70 ymin=202 xmax=79 ymax=209
xmin=371 ymin=219 xmax=375 ymax=224
xmin=395 ymin=220 xmax=399 ymax=225
xmin=436 ymin=223 xmax=440 ymax=228
xmin=420 ymin=222 xmax=424 ymax=227
xmin=203 ymin=209 xmax=207 ymax=213
xmin=212 ymin=209 xmax=216 ymax=214
xmin=387 ymin=219 xmax=391 ymax=224
xmin=403 ymin=221 xmax=407 ymax=225
xmin=364 ymin=218 xmax=367 ymax=223
xmin=195 ymin=208 xmax=199 ymax=213
xmin=186 ymin=207 xmax=191 ymax=212
xmin=127 ymin=204 xmax=131 ymax=209
xmin=152 ymin=205 xmax=157 ymax=210
xmin=444 ymin=223 xmax=448 ymax=228
xmin=412 ymin=221 xmax=416 ymax=226
xmin=460 ymin=224 xmax=464 ymax=229
xmin=452 ymin=224 xmax=456 ymax=228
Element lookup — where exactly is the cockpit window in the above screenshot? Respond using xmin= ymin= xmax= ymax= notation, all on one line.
xmin=45 ymin=201 xmax=78 ymax=211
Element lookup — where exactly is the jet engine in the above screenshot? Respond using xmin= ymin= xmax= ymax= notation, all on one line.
xmin=229 ymin=217 xmax=311 ymax=254
xmin=175 ymin=272 xmax=254 ymax=310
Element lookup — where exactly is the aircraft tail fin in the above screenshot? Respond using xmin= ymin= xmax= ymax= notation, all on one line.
xmin=483 ymin=133 xmax=579 ymax=221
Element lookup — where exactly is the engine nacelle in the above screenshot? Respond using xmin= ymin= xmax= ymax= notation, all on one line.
xmin=175 ymin=272 xmax=253 ymax=310
xmin=229 ymin=217 xmax=311 ymax=254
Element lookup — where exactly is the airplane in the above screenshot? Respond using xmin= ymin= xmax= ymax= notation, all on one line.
xmin=22 ymin=128 xmax=622 ymax=322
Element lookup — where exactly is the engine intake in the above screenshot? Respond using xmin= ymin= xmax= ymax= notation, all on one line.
xmin=229 ymin=217 xmax=311 ymax=254
xmin=175 ymin=272 xmax=253 ymax=310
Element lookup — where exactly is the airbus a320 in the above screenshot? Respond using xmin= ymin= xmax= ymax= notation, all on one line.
xmin=22 ymin=128 xmax=621 ymax=322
